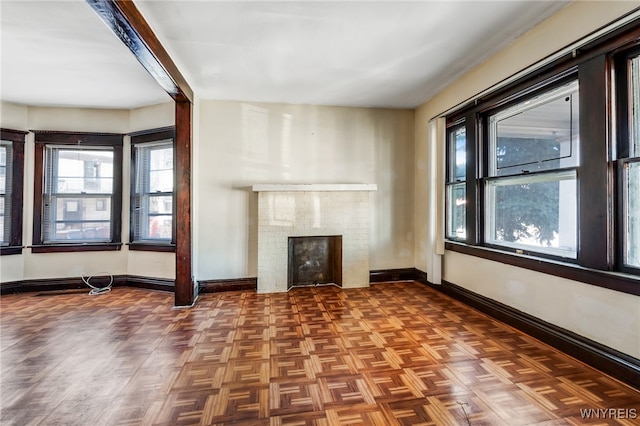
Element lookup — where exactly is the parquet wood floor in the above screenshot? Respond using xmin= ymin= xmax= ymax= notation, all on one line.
xmin=1 ymin=282 xmax=639 ymax=425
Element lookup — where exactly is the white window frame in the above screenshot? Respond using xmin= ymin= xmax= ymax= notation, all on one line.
xmin=485 ymin=80 xmax=579 ymax=259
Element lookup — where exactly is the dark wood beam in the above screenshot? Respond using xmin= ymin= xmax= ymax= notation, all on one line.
xmin=174 ymin=100 xmax=194 ymax=307
xmin=87 ymin=0 xmax=195 ymax=306
xmin=86 ymin=0 xmax=193 ymax=103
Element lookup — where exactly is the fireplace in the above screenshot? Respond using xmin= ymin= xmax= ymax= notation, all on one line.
xmin=253 ymin=183 xmax=376 ymax=293
xmin=288 ymin=235 xmax=342 ymax=289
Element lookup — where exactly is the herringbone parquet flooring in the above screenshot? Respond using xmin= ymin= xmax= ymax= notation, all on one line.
xmin=1 ymin=282 xmax=638 ymax=425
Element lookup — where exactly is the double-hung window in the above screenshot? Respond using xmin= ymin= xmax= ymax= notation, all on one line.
xmin=446 ymin=125 xmax=467 ymax=240
xmin=32 ymin=132 xmax=123 ymax=252
xmin=485 ymin=80 xmax=579 ymax=259
xmin=617 ymin=49 xmax=640 ymax=273
xmin=0 ymin=129 xmax=25 ymax=255
xmin=443 ymin=20 xmax=640 ymax=293
xmin=130 ymin=128 xmax=175 ymax=251
xmin=0 ymin=141 xmax=13 ymax=246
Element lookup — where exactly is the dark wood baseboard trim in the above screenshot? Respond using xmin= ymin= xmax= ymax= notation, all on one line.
xmin=370 ymin=268 xmax=428 ymax=284
xmin=430 ymin=280 xmax=640 ymax=389
xmin=0 ymin=275 xmax=173 ymax=295
xmin=125 ymin=275 xmax=175 ymax=292
xmin=198 ymin=277 xmax=257 ymax=293
xmin=0 ymin=275 xmax=127 ymax=295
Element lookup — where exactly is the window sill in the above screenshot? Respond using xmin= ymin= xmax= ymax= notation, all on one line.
xmin=128 ymin=242 xmax=175 ymax=253
xmin=0 ymin=246 xmax=23 ymax=256
xmin=30 ymin=243 xmax=122 ymax=253
xmin=444 ymin=241 xmax=640 ymax=296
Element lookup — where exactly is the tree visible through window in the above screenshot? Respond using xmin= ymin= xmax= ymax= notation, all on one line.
xmin=486 ymin=80 xmax=579 ymax=257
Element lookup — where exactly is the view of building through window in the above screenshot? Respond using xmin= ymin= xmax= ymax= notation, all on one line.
xmin=43 ymin=147 xmax=114 ymax=242
xmin=132 ymin=140 xmax=173 ymax=241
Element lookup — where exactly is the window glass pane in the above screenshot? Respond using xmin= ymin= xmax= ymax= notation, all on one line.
xmin=631 ymin=55 xmax=640 ymax=158
xmin=625 ymin=162 xmax=640 ymax=267
xmin=486 ymin=171 xmax=577 ymax=257
xmin=491 ymin=81 xmax=579 ymax=176
xmin=149 ymin=145 xmax=173 ymax=193
xmin=0 ymin=145 xmax=6 ymax=194
xmin=0 ymin=142 xmax=12 ymax=245
xmin=148 ymin=215 xmax=172 ymax=240
xmin=47 ymin=148 xmax=113 ymax=194
xmin=149 ymin=195 xmax=172 ymax=215
xmin=450 ymin=127 xmax=466 ymax=181
xmin=46 ymin=221 xmax=111 ymax=242
xmin=446 ymin=183 xmax=466 ymax=239
xmin=0 ymin=195 xmax=5 ymax=245
xmin=132 ymin=140 xmax=173 ymax=242
xmin=43 ymin=196 xmax=111 ymax=242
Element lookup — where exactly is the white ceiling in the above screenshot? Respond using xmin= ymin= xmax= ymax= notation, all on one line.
xmin=1 ymin=0 xmax=570 ymax=110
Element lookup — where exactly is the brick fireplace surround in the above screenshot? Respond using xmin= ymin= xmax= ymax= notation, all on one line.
xmin=253 ymin=184 xmax=377 ymax=293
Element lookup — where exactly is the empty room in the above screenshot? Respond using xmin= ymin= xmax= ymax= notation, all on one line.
xmin=1 ymin=0 xmax=639 ymax=424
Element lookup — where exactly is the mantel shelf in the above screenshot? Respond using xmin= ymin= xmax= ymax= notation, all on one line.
xmin=252 ymin=184 xmax=377 ymax=192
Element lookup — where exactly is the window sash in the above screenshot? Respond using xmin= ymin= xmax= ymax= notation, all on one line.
xmin=448 ymin=127 xmax=466 ymax=183
xmin=131 ymin=140 xmax=174 ymax=243
xmin=489 ymin=81 xmax=579 ymax=176
xmin=446 ymin=182 xmax=466 ymax=240
xmin=630 ymin=54 xmax=640 ymax=158
xmin=0 ymin=142 xmax=12 ymax=246
xmin=485 ymin=169 xmax=577 ymax=258
xmin=623 ymin=159 xmax=640 ymax=269
xmin=42 ymin=146 xmax=114 ymax=243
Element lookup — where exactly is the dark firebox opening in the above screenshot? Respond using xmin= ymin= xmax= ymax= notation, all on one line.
xmin=287 ymin=235 xmax=342 ymax=290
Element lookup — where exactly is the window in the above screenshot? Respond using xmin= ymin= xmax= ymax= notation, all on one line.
xmin=32 ymin=132 xmax=123 ymax=252
xmin=617 ymin=49 xmax=640 ymax=273
xmin=446 ymin=125 xmax=467 ymax=240
xmin=0 ymin=129 xmax=25 ymax=255
xmin=0 ymin=141 xmax=12 ymax=245
xmin=485 ymin=80 xmax=579 ymax=258
xmin=130 ymin=128 xmax=175 ymax=251
xmin=442 ymin=20 xmax=640 ymax=293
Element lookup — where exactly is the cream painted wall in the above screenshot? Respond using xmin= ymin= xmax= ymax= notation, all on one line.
xmin=129 ymin=101 xmax=174 ymax=133
xmin=444 ymin=252 xmax=640 ymax=357
xmin=0 ymin=102 xmax=28 ymax=130
xmin=0 ymin=102 xmax=175 ymax=284
xmin=196 ymin=100 xmax=414 ymax=281
xmin=414 ymin=1 xmax=640 ymax=358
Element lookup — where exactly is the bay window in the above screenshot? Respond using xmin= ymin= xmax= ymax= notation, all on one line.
xmin=32 ymin=132 xmax=123 ymax=252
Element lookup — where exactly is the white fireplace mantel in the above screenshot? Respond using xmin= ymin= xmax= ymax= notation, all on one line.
xmin=252 ymin=183 xmax=377 ymax=192
xmin=254 ymin=184 xmax=375 ymax=293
